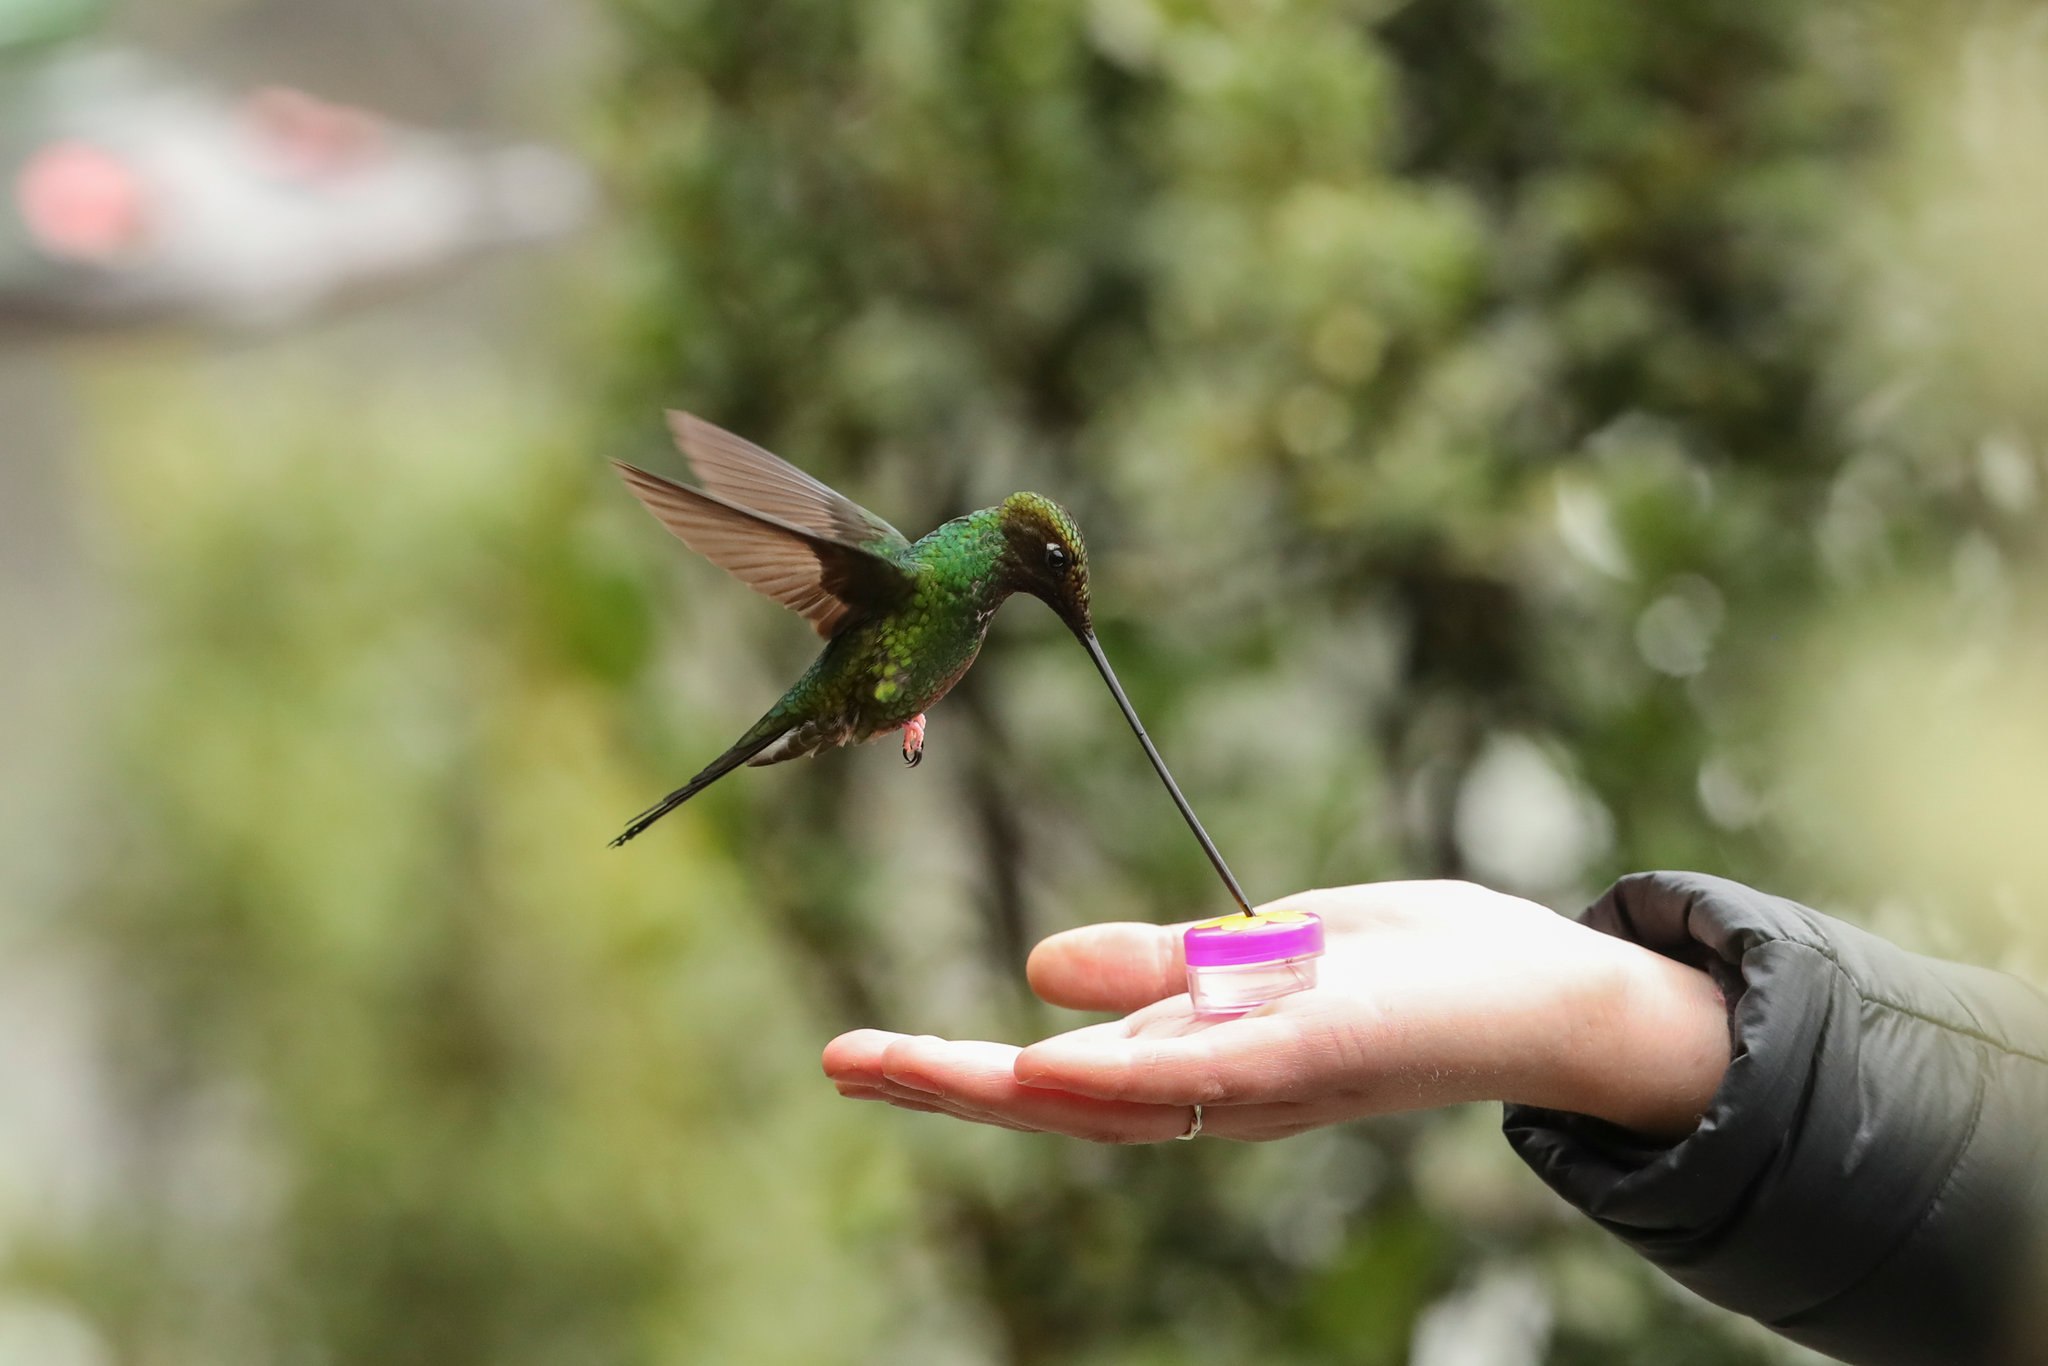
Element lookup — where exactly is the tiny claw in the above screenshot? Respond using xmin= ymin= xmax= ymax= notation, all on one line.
xmin=901 ymin=713 xmax=927 ymax=768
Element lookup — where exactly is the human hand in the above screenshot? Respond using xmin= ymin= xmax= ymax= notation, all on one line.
xmin=823 ymin=881 xmax=1730 ymax=1143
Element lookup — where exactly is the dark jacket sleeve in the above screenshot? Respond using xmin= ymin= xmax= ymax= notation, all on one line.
xmin=1503 ymin=871 xmax=2048 ymax=1366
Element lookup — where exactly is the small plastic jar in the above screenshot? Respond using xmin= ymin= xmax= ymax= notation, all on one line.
xmin=1183 ymin=909 xmax=1325 ymax=1017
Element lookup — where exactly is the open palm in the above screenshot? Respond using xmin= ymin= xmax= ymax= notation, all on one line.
xmin=824 ymin=881 xmax=1729 ymax=1142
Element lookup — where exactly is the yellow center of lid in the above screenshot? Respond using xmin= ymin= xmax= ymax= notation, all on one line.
xmin=1185 ymin=909 xmax=1314 ymax=933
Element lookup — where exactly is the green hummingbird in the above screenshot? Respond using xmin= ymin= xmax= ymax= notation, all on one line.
xmin=609 ymin=411 xmax=1253 ymax=915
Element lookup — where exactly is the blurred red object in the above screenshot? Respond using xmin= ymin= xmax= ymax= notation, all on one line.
xmin=14 ymin=140 xmax=146 ymax=261
xmin=0 ymin=50 xmax=595 ymax=332
xmin=243 ymin=86 xmax=385 ymax=180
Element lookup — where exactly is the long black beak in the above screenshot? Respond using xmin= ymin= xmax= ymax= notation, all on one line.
xmin=1079 ymin=630 xmax=1254 ymax=917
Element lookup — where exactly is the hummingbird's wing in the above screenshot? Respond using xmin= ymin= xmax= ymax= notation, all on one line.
xmin=665 ymin=411 xmax=911 ymax=555
xmin=613 ymin=461 xmax=915 ymax=638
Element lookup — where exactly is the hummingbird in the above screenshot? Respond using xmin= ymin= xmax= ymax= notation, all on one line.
xmin=609 ymin=411 xmax=1253 ymax=916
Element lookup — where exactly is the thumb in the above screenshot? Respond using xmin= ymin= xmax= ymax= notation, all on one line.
xmin=1027 ymin=921 xmax=1187 ymax=1013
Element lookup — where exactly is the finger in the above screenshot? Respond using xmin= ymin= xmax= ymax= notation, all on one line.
xmin=881 ymin=1035 xmax=1191 ymax=1143
xmin=1013 ymin=998 xmax=1334 ymax=1106
xmin=822 ymin=1028 xmax=914 ymax=1086
xmin=1024 ymin=890 xmax=1360 ymax=1014
xmin=834 ymin=1082 xmax=948 ymax=1115
xmin=831 ymin=1032 xmax=1038 ymax=1128
xmin=1026 ymin=922 xmax=1187 ymax=1013
xmin=845 ymin=1077 xmax=1342 ymax=1143
xmin=837 ymin=1076 xmax=1039 ymax=1131
xmin=831 ymin=1031 xmax=1177 ymax=1138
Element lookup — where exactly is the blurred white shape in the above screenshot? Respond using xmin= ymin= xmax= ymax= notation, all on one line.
xmin=478 ymin=141 xmax=599 ymax=246
xmin=1773 ymin=591 xmax=2048 ymax=961
xmin=1816 ymin=454 xmax=1897 ymax=586
xmin=0 ymin=1296 xmax=110 ymax=1366
xmin=1552 ymin=479 xmax=1630 ymax=579
xmin=1697 ymin=756 xmax=1764 ymax=830
xmin=1847 ymin=10 xmax=2048 ymax=439
xmin=0 ymin=955 xmax=119 ymax=1242
xmin=1411 ymin=1268 xmax=1552 ymax=1366
xmin=0 ymin=49 xmax=596 ymax=331
xmin=161 ymin=1080 xmax=286 ymax=1238
xmin=1410 ymin=1102 xmax=1555 ymax=1230
xmin=1085 ymin=0 xmax=1163 ymax=69
xmin=1454 ymin=734 xmax=1611 ymax=892
xmin=1634 ymin=575 xmax=1724 ymax=677
xmin=1951 ymin=531 xmax=2007 ymax=606
xmin=1276 ymin=383 xmax=1351 ymax=457
xmin=1976 ymin=432 xmax=2039 ymax=513
xmin=1239 ymin=1131 xmax=1383 ymax=1270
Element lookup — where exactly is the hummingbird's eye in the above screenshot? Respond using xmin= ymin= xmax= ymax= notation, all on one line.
xmin=1044 ymin=543 xmax=1069 ymax=574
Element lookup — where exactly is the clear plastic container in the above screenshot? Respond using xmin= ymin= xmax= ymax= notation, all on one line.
xmin=1184 ymin=910 xmax=1325 ymax=1017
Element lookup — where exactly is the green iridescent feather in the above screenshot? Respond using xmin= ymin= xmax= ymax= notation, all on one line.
xmin=610 ymin=419 xmax=1092 ymax=844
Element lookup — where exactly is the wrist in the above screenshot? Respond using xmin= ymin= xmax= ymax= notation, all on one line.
xmin=1536 ymin=930 xmax=1733 ymax=1139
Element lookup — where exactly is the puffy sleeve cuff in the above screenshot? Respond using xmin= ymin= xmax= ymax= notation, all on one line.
xmin=1503 ymin=871 xmax=2048 ymax=1366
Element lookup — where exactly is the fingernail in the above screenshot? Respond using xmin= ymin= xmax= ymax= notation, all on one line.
xmin=1014 ymin=1047 xmax=1073 ymax=1088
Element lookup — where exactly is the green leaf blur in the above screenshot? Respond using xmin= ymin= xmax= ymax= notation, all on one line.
xmin=6 ymin=0 xmax=2046 ymax=1363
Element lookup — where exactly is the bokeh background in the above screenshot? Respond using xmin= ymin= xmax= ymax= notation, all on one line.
xmin=3 ymin=0 xmax=2046 ymax=1362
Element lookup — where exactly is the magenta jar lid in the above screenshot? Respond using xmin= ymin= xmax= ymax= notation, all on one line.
xmin=1183 ymin=909 xmax=1324 ymax=967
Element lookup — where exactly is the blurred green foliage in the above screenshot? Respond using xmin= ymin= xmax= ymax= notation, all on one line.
xmin=12 ymin=0 xmax=2048 ymax=1362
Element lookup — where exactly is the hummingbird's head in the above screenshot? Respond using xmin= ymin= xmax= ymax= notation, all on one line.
xmin=998 ymin=492 xmax=1092 ymax=635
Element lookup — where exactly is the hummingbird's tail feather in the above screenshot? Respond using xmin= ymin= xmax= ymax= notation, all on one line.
xmin=609 ymin=722 xmax=790 ymax=847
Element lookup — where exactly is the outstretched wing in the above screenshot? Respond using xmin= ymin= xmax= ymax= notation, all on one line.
xmin=614 ymin=461 xmax=915 ymax=638
xmin=666 ymin=411 xmax=911 ymax=555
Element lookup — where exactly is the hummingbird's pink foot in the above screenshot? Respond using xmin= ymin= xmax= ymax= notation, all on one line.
xmin=901 ymin=713 xmax=927 ymax=768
